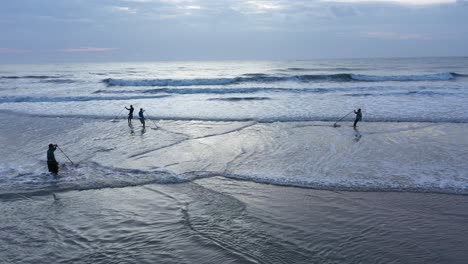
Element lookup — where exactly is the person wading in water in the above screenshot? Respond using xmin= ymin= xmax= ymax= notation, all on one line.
xmin=47 ymin=144 xmax=59 ymax=175
xmin=139 ymin=108 xmax=146 ymax=128
xmin=125 ymin=105 xmax=134 ymax=125
xmin=353 ymin=108 xmax=362 ymax=127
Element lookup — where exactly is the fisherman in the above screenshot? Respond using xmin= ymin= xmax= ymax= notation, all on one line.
xmin=353 ymin=108 xmax=362 ymax=127
xmin=125 ymin=105 xmax=134 ymax=124
xmin=139 ymin=108 xmax=146 ymax=128
xmin=47 ymin=144 xmax=59 ymax=175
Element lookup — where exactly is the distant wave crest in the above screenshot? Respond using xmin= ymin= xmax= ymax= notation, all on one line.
xmin=103 ymin=72 xmax=458 ymax=87
xmin=0 ymin=95 xmax=170 ymax=104
xmin=208 ymin=97 xmax=271 ymax=101
xmin=1 ymin=75 xmax=63 ymax=79
xmin=98 ymin=87 xmax=321 ymax=95
xmin=351 ymin=72 xmax=455 ymax=82
xmin=40 ymin=79 xmax=76 ymax=84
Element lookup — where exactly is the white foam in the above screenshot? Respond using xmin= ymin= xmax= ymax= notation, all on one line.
xmin=351 ymin=72 xmax=454 ymax=82
xmin=104 ymin=77 xmax=238 ymax=87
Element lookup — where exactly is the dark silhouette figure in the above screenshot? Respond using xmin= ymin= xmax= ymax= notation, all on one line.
xmin=353 ymin=108 xmax=362 ymax=127
xmin=139 ymin=108 xmax=146 ymax=128
xmin=47 ymin=144 xmax=59 ymax=175
xmin=125 ymin=105 xmax=134 ymax=124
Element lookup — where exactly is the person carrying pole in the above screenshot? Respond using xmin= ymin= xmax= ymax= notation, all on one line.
xmin=47 ymin=144 xmax=59 ymax=175
xmin=139 ymin=108 xmax=146 ymax=128
xmin=125 ymin=105 xmax=134 ymax=125
xmin=353 ymin=108 xmax=362 ymax=127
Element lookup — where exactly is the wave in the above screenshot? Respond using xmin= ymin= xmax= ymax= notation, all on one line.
xmin=1 ymin=75 xmax=63 ymax=79
xmin=2 ymin=109 xmax=467 ymax=123
xmin=207 ymin=97 xmax=271 ymax=101
xmin=103 ymin=77 xmax=240 ymax=87
xmin=344 ymin=91 xmax=457 ymax=97
xmin=0 ymin=162 xmax=191 ymax=198
xmin=451 ymin=73 xmax=468 ymax=77
xmin=241 ymin=73 xmax=270 ymax=77
xmin=97 ymin=87 xmax=310 ymax=95
xmin=351 ymin=72 xmax=455 ymax=82
xmin=280 ymin=67 xmax=366 ymax=72
xmin=0 ymin=95 xmax=170 ymax=104
xmin=96 ymin=86 xmax=391 ymax=95
xmin=95 ymin=85 xmax=462 ymax=96
xmin=39 ymin=79 xmax=76 ymax=84
xmin=1 ymin=162 xmax=467 ymax=198
xmin=217 ymin=173 xmax=468 ymax=195
xmin=102 ymin=72 xmax=459 ymax=87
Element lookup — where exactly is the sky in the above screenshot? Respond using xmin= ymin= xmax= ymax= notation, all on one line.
xmin=1 ymin=0 xmax=467 ymax=63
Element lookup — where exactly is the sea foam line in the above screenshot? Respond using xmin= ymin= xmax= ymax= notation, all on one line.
xmin=1 ymin=109 xmax=467 ymax=123
xmin=102 ymin=72 xmax=459 ymax=87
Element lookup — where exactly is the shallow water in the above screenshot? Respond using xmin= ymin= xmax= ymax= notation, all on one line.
xmin=1 ymin=114 xmax=467 ymax=196
xmin=2 ymin=178 xmax=468 ymax=264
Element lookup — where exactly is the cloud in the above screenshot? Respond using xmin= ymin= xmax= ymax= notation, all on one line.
xmin=112 ymin=6 xmax=138 ymax=13
xmin=120 ymin=0 xmax=154 ymax=2
xmin=330 ymin=5 xmax=358 ymax=17
xmin=0 ymin=48 xmax=31 ymax=54
xmin=0 ymin=0 xmax=466 ymax=62
xmin=61 ymin=47 xmax=118 ymax=52
xmin=183 ymin=5 xmax=201 ymax=10
xmin=231 ymin=0 xmax=287 ymax=14
xmin=364 ymin=31 xmax=430 ymax=40
xmin=322 ymin=0 xmax=456 ymax=5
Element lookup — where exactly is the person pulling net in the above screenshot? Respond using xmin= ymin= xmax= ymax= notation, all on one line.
xmin=47 ymin=144 xmax=59 ymax=175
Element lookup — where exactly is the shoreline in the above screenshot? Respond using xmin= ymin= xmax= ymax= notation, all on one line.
xmin=2 ymin=109 xmax=468 ymax=124
xmin=1 ymin=112 xmax=467 ymax=196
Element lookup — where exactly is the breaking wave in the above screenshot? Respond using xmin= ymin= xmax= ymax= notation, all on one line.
xmin=39 ymin=79 xmax=76 ymax=84
xmin=96 ymin=87 xmax=324 ymax=95
xmin=94 ymin=85 xmax=460 ymax=96
xmin=351 ymin=72 xmax=456 ymax=82
xmin=0 ymin=162 xmax=191 ymax=198
xmin=451 ymin=72 xmax=468 ymax=77
xmin=1 ymin=75 xmax=64 ymax=79
xmin=2 ymin=162 xmax=467 ymax=198
xmin=0 ymin=95 xmax=170 ymax=104
xmin=102 ymin=72 xmax=459 ymax=87
xmin=207 ymin=97 xmax=271 ymax=101
xmin=344 ymin=91 xmax=457 ymax=97
xmin=279 ymin=67 xmax=366 ymax=72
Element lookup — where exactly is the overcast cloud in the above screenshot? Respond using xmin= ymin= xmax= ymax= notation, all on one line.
xmin=1 ymin=0 xmax=467 ymax=63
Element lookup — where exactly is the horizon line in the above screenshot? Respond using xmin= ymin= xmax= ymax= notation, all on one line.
xmin=1 ymin=55 xmax=468 ymax=65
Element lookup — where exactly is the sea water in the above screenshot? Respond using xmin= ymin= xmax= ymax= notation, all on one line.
xmin=1 ymin=58 xmax=468 ymax=263
xmin=1 ymin=57 xmax=467 ymax=195
xmin=1 ymin=57 xmax=467 ymax=123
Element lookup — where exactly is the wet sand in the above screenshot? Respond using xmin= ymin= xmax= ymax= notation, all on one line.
xmin=2 ymin=178 xmax=468 ymax=263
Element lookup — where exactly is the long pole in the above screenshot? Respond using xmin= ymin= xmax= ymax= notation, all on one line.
xmin=144 ymin=111 xmax=159 ymax=129
xmin=112 ymin=107 xmax=126 ymax=121
xmin=334 ymin=110 xmax=354 ymax=127
xmin=56 ymin=145 xmax=75 ymax=166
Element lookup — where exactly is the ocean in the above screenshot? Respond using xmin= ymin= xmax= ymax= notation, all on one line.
xmin=1 ymin=57 xmax=468 ymax=263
